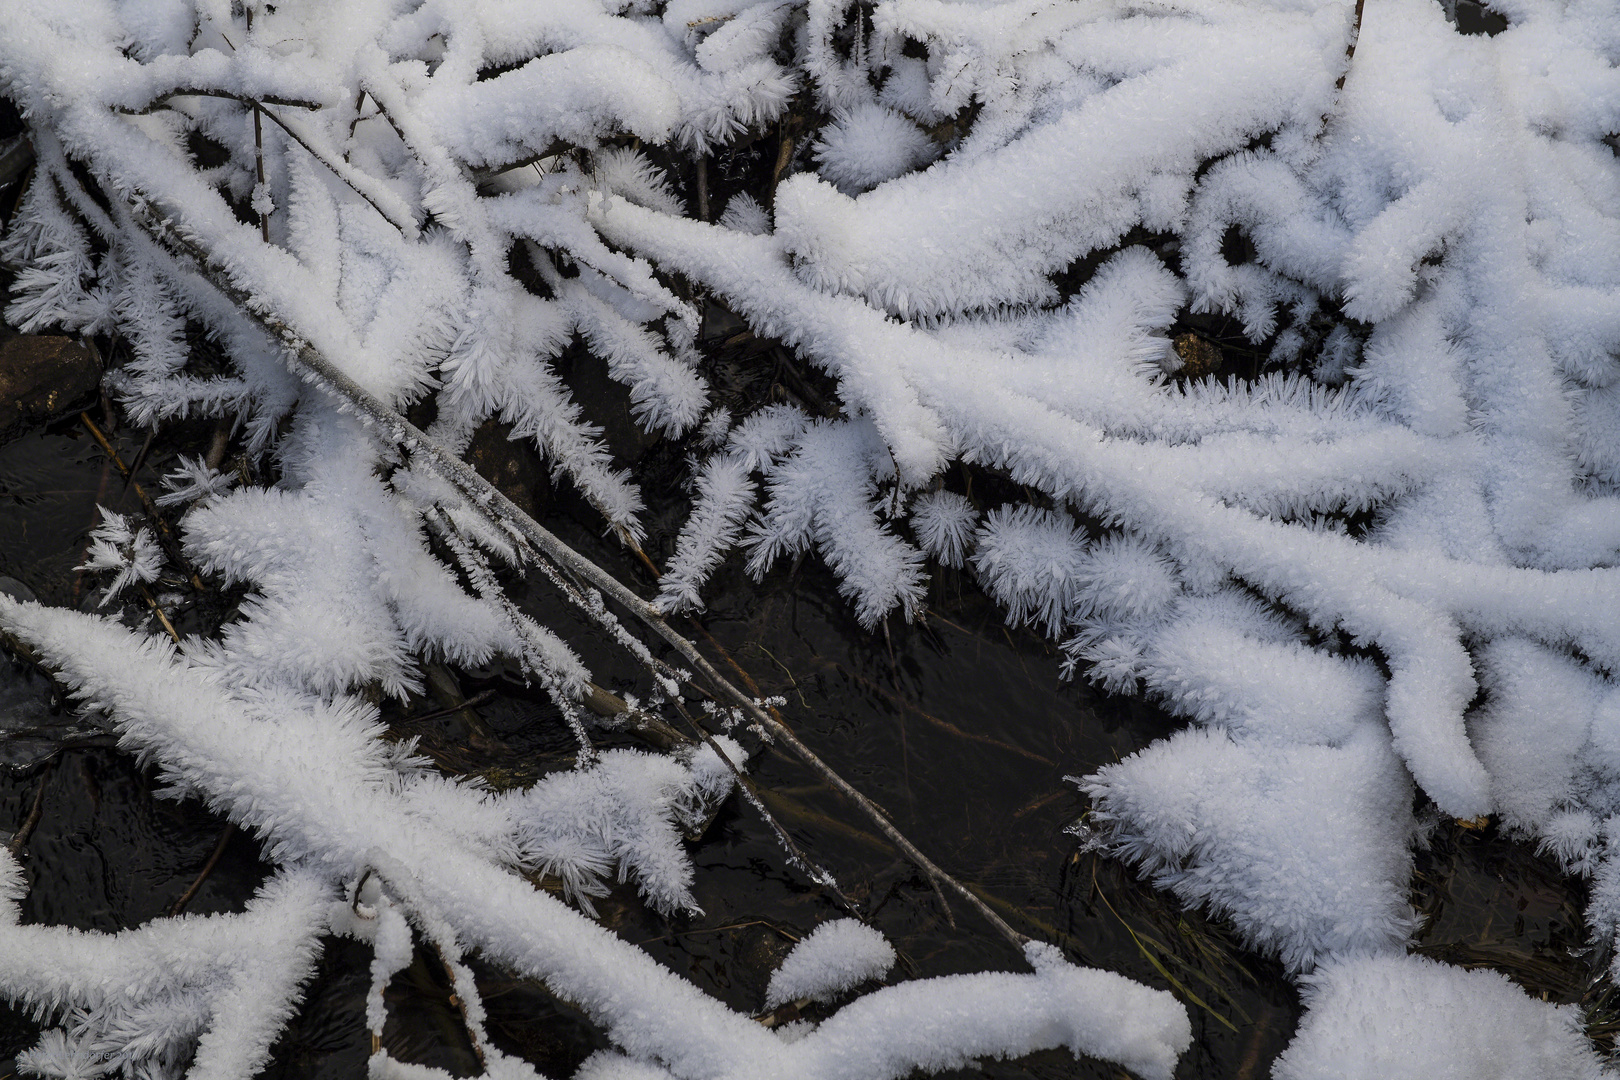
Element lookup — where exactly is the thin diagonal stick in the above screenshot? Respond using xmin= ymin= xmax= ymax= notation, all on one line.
xmin=667 ymin=695 xmax=860 ymax=915
xmin=134 ymin=208 xmax=1033 ymax=959
xmin=254 ymin=103 xmax=419 ymax=238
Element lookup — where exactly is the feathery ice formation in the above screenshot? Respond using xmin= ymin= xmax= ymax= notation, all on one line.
xmin=2 ymin=0 xmax=1620 ymax=1074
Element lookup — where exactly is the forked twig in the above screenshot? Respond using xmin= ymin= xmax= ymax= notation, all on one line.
xmin=435 ymin=506 xmax=856 ymax=910
xmin=253 ymin=103 xmax=419 ymax=238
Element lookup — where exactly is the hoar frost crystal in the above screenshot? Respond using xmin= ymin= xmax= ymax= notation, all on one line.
xmin=0 ymin=0 xmax=1618 ymax=1074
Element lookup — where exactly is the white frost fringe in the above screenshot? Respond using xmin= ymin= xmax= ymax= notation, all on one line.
xmin=6 ymin=0 xmax=1620 ymax=1067
xmin=0 ymin=596 xmax=1193 ymax=1080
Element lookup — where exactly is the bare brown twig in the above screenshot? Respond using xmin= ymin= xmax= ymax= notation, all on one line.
xmin=115 ymin=88 xmax=324 ymax=115
xmin=252 ymin=103 xmax=269 ymax=243
xmin=1336 ymin=0 xmax=1368 ymax=93
xmin=168 ymin=823 xmax=235 ymax=916
xmin=79 ymin=412 xmax=207 ymax=592
xmin=427 ymin=939 xmax=489 ymax=1073
xmin=8 ymin=764 xmax=51 ymax=856
xmin=136 ymin=581 xmax=181 ymax=643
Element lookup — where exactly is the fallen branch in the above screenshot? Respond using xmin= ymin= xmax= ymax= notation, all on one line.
xmin=133 ymin=205 xmax=1033 ymax=958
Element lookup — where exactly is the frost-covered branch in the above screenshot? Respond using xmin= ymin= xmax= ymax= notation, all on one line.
xmin=0 ymin=596 xmax=1191 ymax=1080
xmin=5 ymin=0 xmax=1620 ymax=1071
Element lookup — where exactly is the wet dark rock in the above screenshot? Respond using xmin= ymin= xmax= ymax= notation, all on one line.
xmin=0 ymin=335 xmax=101 ymax=443
xmin=1171 ymin=332 xmax=1224 ymax=379
xmin=0 ymin=660 xmax=107 ymax=773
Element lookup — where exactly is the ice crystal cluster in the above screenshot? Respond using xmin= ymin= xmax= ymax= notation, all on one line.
xmin=1 ymin=0 xmax=1619 ymax=1074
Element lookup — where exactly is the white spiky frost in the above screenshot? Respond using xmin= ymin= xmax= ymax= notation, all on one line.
xmin=908 ymin=490 xmax=976 ymax=568
xmin=77 ymin=508 xmax=165 ymax=608
xmin=4 ymin=0 xmax=1620 ymax=1069
xmin=1273 ymin=954 xmax=1607 ymax=1080
xmin=765 ymin=919 xmax=897 ymax=1008
xmin=812 ymin=104 xmax=939 ymax=195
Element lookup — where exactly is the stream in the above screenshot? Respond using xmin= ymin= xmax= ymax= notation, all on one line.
xmin=0 ymin=409 xmax=1606 ymax=1079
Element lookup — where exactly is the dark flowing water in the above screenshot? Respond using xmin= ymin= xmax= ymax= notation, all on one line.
xmin=0 ymin=413 xmax=1605 ymax=1079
